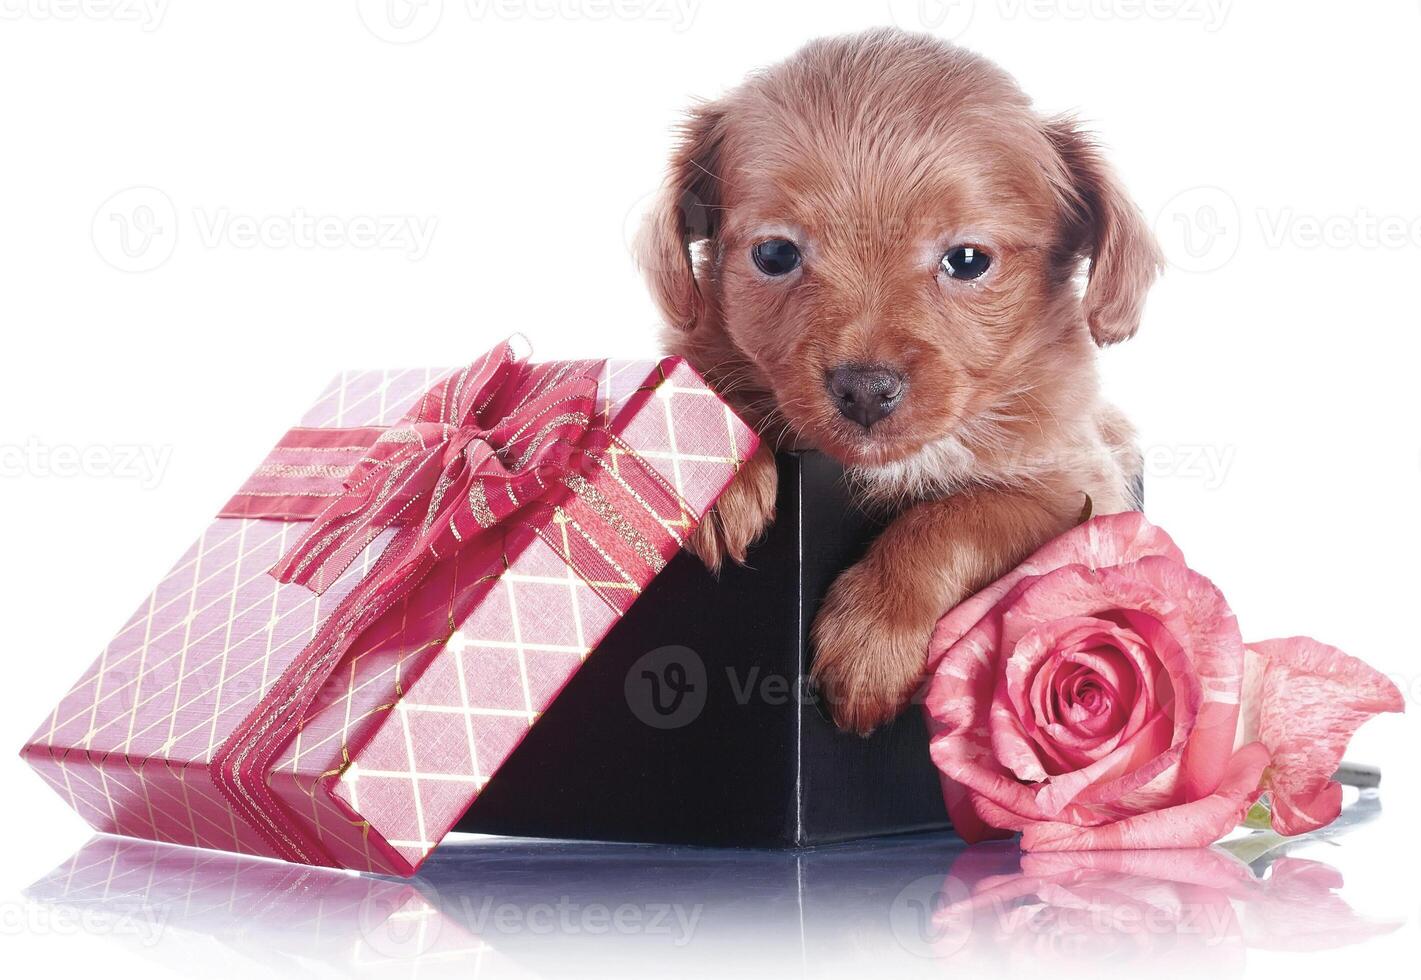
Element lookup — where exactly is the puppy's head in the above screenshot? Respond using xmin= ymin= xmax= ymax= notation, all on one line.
xmin=639 ymin=29 xmax=1161 ymax=479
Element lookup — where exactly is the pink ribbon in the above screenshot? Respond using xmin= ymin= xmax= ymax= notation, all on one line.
xmin=269 ymin=342 xmax=598 ymax=595
xmin=209 ymin=340 xmax=690 ymax=867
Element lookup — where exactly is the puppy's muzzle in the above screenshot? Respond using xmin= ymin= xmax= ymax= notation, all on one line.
xmin=826 ymin=365 xmax=905 ymax=429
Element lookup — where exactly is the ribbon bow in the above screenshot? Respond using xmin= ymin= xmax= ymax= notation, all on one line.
xmin=271 ymin=341 xmax=599 ymax=595
xmin=211 ymin=339 xmax=693 ymax=869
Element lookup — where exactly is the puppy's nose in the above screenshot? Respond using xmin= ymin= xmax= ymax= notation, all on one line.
xmin=826 ymin=365 xmax=905 ymax=429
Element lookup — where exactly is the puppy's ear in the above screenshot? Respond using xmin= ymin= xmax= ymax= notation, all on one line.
xmin=637 ymin=102 xmax=725 ymax=332
xmin=1045 ymin=117 xmax=1163 ymax=346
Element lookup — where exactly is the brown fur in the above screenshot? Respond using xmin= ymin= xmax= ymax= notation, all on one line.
xmin=638 ymin=29 xmax=1162 ymax=734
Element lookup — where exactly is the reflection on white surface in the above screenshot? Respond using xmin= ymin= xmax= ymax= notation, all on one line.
xmin=20 ymin=794 xmax=1405 ymax=980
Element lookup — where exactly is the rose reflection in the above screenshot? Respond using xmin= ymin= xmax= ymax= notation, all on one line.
xmin=20 ymin=822 xmax=1402 ymax=978
xmin=926 ymin=840 xmax=1402 ymax=973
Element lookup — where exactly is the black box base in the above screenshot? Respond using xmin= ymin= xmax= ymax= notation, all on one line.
xmin=456 ymin=452 xmax=951 ymax=847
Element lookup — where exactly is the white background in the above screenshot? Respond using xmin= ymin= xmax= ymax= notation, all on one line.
xmin=2 ymin=2 xmax=1419 ymax=977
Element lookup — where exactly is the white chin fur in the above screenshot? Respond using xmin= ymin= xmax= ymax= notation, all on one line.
xmin=847 ymin=432 xmax=982 ymax=506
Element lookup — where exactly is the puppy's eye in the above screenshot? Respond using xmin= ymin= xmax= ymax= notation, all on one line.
xmin=941 ymin=245 xmax=991 ymax=281
xmin=752 ymin=238 xmax=802 ymax=276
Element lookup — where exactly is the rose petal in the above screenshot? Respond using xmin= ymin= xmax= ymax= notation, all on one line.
xmin=1020 ymin=741 xmax=1270 ymax=851
xmin=1035 ymin=712 xmax=1176 ymax=816
xmin=992 ymin=616 xmax=1140 ymax=781
xmin=1113 ymin=558 xmax=1245 ymax=803
xmin=930 ymin=594 xmax=1168 ymax=828
xmin=932 ymin=727 xmax=1052 ymax=827
xmin=927 ymin=578 xmax=1029 ymax=730
xmin=926 ymin=515 xmax=1187 ymax=842
xmin=988 ymin=702 xmax=1051 ymax=782
xmin=931 ymin=550 xmax=1246 ymax=832
xmin=927 ymin=512 xmax=1186 ymax=671
xmin=936 ymin=767 xmax=1013 ymax=844
xmin=1242 ymin=637 xmax=1404 ymax=836
xmin=992 ymin=559 xmax=1240 ymax=813
xmin=928 ymin=579 xmax=1055 ymax=834
xmin=1036 ymin=642 xmax=1138 ymax=754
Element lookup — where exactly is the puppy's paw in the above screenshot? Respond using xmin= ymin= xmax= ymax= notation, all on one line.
xmin=687 ymin=442 xmax=777 ymax=574
xmin=810 ymin=561 xmax=951 ymax=736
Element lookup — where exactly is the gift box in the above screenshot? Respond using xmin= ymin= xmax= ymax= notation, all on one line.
xmin=21 ymin=341 xmax=758 ymax=875
xmin=458 ymin=451 xmax=951 ymax=846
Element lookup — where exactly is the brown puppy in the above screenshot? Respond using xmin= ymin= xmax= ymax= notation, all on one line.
xmin=638 ymin=29 xmax=1161 ymax=735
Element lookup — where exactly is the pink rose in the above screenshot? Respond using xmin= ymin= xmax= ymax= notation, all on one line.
xmin=925 ymin=513 xmax=1403 ymax=851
